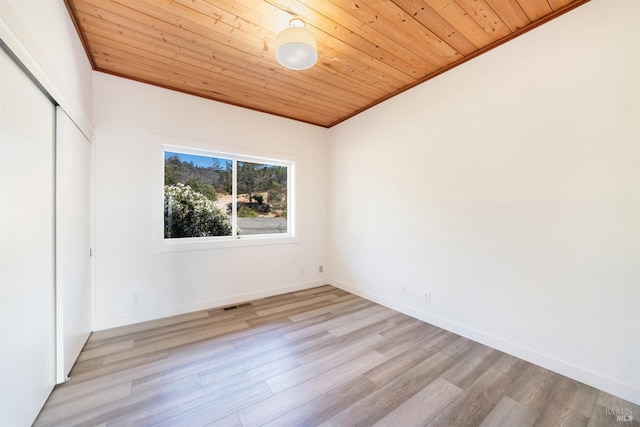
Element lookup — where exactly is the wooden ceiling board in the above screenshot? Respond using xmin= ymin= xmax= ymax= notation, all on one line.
xmin=391 ymin=0 xmax=478 ymax=55
xmin=65 ymin=0 xmax=590 ymax=127
xmin=484 ymin=0 xmax=531 ymax=32
xmin=549 ymin=0 xmax=579 ymax=8
xmin=327 ymin=0 xmax=461 ymax=68
xmin=454 ymin=0 xmax=513 ymax=39
xmin=88 ymin=40 xmax=353 ymax=121
xmin=139 ymin=0 xmax=408 ymax=95
xmin=273 ymin=0 xmax=435 ymax=79
xmin=75 ymin=0 xmax=386 ymax=109
xmin=517 ymin=0 xmax=554 ymax=21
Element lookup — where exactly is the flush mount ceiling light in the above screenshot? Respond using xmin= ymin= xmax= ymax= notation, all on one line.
xmin=276 ymin=19 xmax=317 ymax=71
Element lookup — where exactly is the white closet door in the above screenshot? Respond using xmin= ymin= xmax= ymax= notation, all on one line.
xmin=56 ymin=107 xmax=92 ymax=382
xmin=0 ymin=47 xmax=56 ymax=426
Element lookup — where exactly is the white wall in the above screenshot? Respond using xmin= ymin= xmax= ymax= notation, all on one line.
xmin=0 ymin=0 xmax=93 ymax=136
xmin=93 ymin=72 xmax=328 ymax=329
xmin=328 ymin=0 xmax=640 ymax=405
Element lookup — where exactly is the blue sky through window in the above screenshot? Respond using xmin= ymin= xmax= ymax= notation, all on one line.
xmin=165 ymin=151 xmax=231 ymax=169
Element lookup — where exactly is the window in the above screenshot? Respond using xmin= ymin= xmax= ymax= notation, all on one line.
xmin=162 ymin=146 xmax=293 ymax=246
xmin=236 ymin=160 xmax=288 ymax=236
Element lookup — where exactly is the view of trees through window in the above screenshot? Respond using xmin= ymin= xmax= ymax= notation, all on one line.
xmin=164 ymin=151 xmax=288 ymax=239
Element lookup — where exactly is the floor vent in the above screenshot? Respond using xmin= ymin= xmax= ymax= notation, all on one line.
xmin=222 ymin=303 xmax=250 ymax=311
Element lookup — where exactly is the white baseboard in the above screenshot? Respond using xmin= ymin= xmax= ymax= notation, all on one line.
xmin=93 ymin=279 xmax=326 ymax=331
xmin=330 ymin=279 xmax=640 ymax=406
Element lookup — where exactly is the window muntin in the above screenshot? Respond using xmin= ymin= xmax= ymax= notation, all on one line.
xmin=163 ymin=148 xmax=292 ymax=242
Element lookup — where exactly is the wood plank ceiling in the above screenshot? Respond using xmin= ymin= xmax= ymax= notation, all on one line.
xmin=65 ymin=0 xmax=589 ymax=128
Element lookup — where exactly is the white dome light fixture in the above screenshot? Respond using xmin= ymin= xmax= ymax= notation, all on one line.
xmin=276 ymin=19 xmax=317 ymax=71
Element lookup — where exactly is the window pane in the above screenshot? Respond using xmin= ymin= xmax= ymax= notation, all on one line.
xmin=164 ymin=151 xmax=233 ymax=238
xmin=237 ymin=161 xmax=288 ymax=235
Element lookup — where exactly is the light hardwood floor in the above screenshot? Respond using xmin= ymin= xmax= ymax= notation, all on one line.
xmin=34 ymin=285 xmax=639 ymax=426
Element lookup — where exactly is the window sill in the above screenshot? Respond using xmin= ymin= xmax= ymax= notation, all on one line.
xmin=156 ymin=234 xmax=299 ymax=253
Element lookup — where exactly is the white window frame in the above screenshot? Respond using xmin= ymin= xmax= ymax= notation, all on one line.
xmin=151 ymin=135 xmax=298 ymax=252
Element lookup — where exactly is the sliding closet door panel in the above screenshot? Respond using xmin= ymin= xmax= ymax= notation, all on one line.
xmin=0 ymin=48 xmax=56 ymax=426
xmin=56 ymin=107 xmax=92 ymax=382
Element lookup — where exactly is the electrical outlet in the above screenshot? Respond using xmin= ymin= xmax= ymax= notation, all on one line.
xmin=132 ymin=293 xmax=140 ymax=303
xmin=424 ymin=292 xmax=431 ymax=303
xmin=319 ymin=265 xmax=323 ymax=273
xmin=400 ymin=285 xmax=406 ymax=295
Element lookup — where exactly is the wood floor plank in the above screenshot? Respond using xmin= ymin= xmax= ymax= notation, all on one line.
xmin=533 ymin=401 xmax=590 ymax=427
xmin=365 ymin=331 xmax=457 ymax=386
xmin=295 ymin=321 xmax=395 ymax=365
xmin=327 ymin=307 xmax=400 ymax=337
xmin=441 ymin=344 xmax=503 ymax=389
xmin=33 ymin=382 xmax=132 ymax=426
xmin=425 ymin=363 xmax=523 ymax=426
xmin=88 ymin=309 xmax=211 ymax=342
xmin=330 ymin=351 xmax=458 ymax=425
xmin=76 ymin=338 xmax=135 ymax=361
xmin=479 ymin=395 xmax=539 ymax=427
xmin=136 ymin=381 xmax=274 ymax=427
xmin=440 ymin=334 xmax=478 ymax=358
xmin=547 ymin=376 xmax=600 ymax=418
xmin=506 ymin=362 xmax=562 ymax=412
xmin=266 ymin=333 xmax=386 ymax=394
xmin=204 ymin=412 xmax=243 ymax=427
xmin=375 ymin=318 xmax=443 ymax=358
xmin=428 ymin=354 xmax=527 ymax=427
xmin=255 ymin=294 xmax=337 ymax=316
xmin=246 ymin=301 xmax=339 ymax=326
xmin=283 ymin=303 xmax=390 ymax=341
xmin=42 ymin=373 xmax=117 ymax=407
xmin=111 ymin=359 xmax=281 ymax=425
xmin=34 ymin=285 xmax=640 ymax=427
xmin=287 ymin=294 xmax=363 ymax=322
xmin=262 ymin=376 xmax=379 ymax=427
xmin=102 ymin=320 xmax=249 ymax=365
xmin=372 ymin=377 xmax=463 ymax=427
xmin=104 ymin=374 xmax=204 ymax=426
xmin=237 ymin=351 xmax=388 ymax=427
xmin=66 ymin=343 xmax=233 ymax=401
xmin=198 ymin=355 xmax=299 ymax=390
xmin=70 ymin=350 xmax=171 ymax=383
